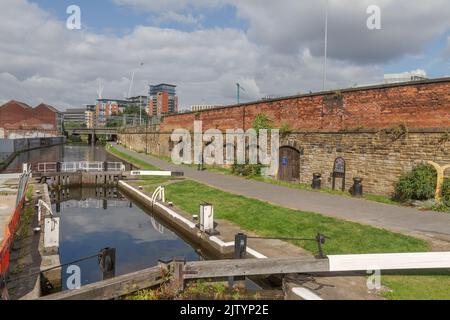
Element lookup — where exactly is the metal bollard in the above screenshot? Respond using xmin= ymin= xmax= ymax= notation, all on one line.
xmin=234 ymin=233 xmax=247 ymax=259
xmin=351 ymin=177 xmax=363 ymax=197
xmin=312 ymin=173 xmax=322 ymax=189
xmin=98 ymin=247 xmax=116 ymax=280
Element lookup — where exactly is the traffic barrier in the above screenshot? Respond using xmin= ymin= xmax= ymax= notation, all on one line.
xmin=0 ymin=171 xmax=30 ymax=283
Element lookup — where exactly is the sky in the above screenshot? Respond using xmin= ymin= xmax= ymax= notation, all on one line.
xmin=0 ymin=0 xmax=449 ymax=111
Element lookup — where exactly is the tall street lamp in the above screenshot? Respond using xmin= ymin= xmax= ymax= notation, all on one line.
xmin=322 ymin=0 xmax=329 ymax=91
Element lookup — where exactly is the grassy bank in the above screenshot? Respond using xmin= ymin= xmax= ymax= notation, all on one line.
xmin=382 ymin=269 xmax=450 ymax=300
xmin=164 ymin=180 xmax=427 ymax=255
xmin=106 ymin=144 xmax=159 ymax=170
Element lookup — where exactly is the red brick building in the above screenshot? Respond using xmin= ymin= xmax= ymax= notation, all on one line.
xmin=0 ymin=100 xmax=63 ymax=138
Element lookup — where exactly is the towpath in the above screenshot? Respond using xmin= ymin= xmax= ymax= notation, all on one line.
xmin=113 ymin=144 xmax=450 ymax=245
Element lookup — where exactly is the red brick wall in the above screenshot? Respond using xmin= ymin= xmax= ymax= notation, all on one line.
xmin=0 ymin=101 xmax=33 ymax=128
xmin=33 ymin=104 xmax=57 ymax=130
xmin=0 ymin=101 xmax=59 ymax=133
xmin=161 ymin=78 xmax=450 ymax=132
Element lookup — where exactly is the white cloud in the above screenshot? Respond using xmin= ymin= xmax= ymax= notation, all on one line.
xmin=112 ymin=0 xmax=225 ymax=12
xmin=153 ymin=11 xmax=204 ymax=28
xmin=0 ymin=0 xmax=448 ymax=112
xmin=232 ymin=0 xmax=450 ymax=63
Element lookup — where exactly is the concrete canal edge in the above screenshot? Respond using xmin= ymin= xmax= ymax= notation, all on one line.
xmin=118 ymin=180 xmax=268 ymax=260
xmin=37 ymin=183 xmax=62 ymax=296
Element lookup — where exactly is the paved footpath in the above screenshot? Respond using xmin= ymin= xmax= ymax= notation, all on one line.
xmin=114 ymin=144 xmax=450 ymax=242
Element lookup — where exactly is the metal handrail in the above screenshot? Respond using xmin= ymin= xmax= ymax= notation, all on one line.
xmin=35 ymin=161 xmax=126 ymax=173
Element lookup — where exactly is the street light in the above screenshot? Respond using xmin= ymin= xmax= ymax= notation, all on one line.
xmin=322 ymin=0 xmax=329 ymax=91
xmin=236 ymin=83 xmax=245 ymax=104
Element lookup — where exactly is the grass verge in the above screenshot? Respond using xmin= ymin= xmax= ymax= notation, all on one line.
xmin=382 ymin=269 xmax=450 ymax=300
xmin=164 ymin=180 xmax=427 ymax=255
xmin=106 ymin=144 xmax=159 ymax=170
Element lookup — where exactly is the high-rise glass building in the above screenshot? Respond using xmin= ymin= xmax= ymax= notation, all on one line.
xmin=148 ymin=84 xmax=178 ymax=115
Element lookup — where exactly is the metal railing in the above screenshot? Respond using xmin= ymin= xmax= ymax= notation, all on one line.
xmin=36 ymin=162 xmax=125 ymax=173
xmin=37 ymin=163 xmax=57 ymax=173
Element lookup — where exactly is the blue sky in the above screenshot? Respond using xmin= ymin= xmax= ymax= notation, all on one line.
xmin=33 ymin=0 xmax=247 ymax=34
xmin=0 ymin=0 xmax=449 ymax=109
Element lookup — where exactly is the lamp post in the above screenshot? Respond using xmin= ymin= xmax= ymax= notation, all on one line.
xmin=322 ymin=0 xmax=329 ymax=91
xmin=237 ymin=83 xmax=245 ymax=104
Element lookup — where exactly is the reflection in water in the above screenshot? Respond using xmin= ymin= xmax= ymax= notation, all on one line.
xmin=4 ymin=144 xmax=131 ymax=172
xmin=52 ymin=187 xmax=199 ymax=290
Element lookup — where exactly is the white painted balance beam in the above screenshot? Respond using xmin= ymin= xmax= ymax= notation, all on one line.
xmin=328 ymin=252 xmax=450 ymax=272
xmin=130 ymin=170 xmax=183 ymax=177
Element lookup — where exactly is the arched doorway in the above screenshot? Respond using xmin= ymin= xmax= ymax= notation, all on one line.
xmin=278 ymin=146 xmax=301 ymax=181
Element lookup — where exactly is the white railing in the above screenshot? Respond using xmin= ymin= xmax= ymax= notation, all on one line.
xmin=107 ymin=162 xmax=126 ymax=171
xmin=79 ymin=161 xmax=104 ymax=172
xmin=36 ymin=161 xmax=125 ymax=173
xmin=61 ymin=162 xmax=78 ymax=173
xmin=37 ymin=163 xmax=57 ymax=173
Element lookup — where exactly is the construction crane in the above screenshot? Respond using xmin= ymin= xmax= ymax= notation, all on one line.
xmin=127 ymin=62 xmax=144 ymax=99
xmin=97 ymin=78 xmax=104 ymax=100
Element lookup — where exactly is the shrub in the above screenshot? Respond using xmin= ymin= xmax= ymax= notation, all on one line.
xmin=231 ymin=163 xmax=263 ymax=177
xmin=394 ymin=164 xmax=437 ymax=201
xmin=442 ymin=178 xmax=450 ymax=207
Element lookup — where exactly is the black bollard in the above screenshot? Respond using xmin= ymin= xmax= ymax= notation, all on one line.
xmin=312 ymin=173 xmax=322 ymax=189
xmin=98 ymin=247 xmax=116 ymax=280
xmin=351 ymin=177 xmax=363 ymax=197
xmin=234 ymin=233 xmax=247 ymax=259
xmin=231 ymin=233 xmax=247 ymax=287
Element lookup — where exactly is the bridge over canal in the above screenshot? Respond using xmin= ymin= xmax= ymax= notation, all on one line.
xmin=64 ymin=127 xmax=119 ymax=144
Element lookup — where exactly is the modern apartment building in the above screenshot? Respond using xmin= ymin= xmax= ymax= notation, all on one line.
xmin=148 ymin=84 xmax=178 ymax=116
xmin=128 ymin=95 xmax=149 ymax=112
xmin=95 ymin=99 xmax=129 ymax=127
xmin=63 ymin=108 xmax=87 ymax=127
xmin=384 ymin=70 xmax=428 ymax=84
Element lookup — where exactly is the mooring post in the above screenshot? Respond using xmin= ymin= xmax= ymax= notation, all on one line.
xmin=234 ymin=233 xmax=247 ymax=259
xmin=158 ymin=257 xmax=172 ymax=272
xmin=229 ymin=233 xmax=248 ymax=288
xmin=315 ymin=233 xmax=327 ymax=259
xmin=56 ymin=162 xmax=61 ymax=186
xmin=98 ymin=247 xmax=116 ymax=280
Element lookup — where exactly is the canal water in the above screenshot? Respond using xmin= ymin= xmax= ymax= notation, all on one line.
xmin=52 ymin=187 xmax=199 ymax=289
xmin=3 ymin=143 xmax=129 ymax=172
xmin=6 ymin=144 xmax=200 ymax=289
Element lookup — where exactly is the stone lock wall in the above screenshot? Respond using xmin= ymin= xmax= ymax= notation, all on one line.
xmin=280 ymin=130 xmax=450 ymax=196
